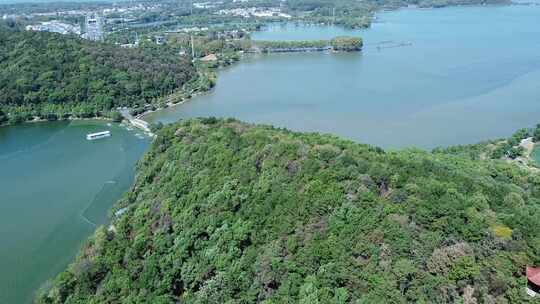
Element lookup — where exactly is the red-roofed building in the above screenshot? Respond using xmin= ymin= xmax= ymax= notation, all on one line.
xmin=526 ymin=266 xmax=540 ymax=297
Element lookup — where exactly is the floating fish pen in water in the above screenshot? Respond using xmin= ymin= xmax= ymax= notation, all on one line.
xmin=86 ymin=131 xmax=111 ymax=140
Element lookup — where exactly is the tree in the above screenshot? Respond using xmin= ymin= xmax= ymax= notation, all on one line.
xmin=299 ymin=276 xmax=320 ymax=304
xmin=534 ymin=124 xmax=540 ymax=142
xmin=0 ymin=109 xmax=7 ymax=124
xmin=0 ymin=26 xmax=198 ymax=124
xmin=330 ymin=36 xmax=363 ymax=51
xmin=150 ymin=122 xmax=164 ymax=133
xmin=110 ymin=111 xmax=123 ymax=123
xmin=37 ymin=119 xmax=540 ymax=304
xmin=506 ymin=146 xmax=524 ymax=159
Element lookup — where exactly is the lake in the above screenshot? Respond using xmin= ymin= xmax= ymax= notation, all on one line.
xmin=146 ymin=5 xmax=540 ymax=149
xmin=0 ymin=121 xmax=149 ymax=303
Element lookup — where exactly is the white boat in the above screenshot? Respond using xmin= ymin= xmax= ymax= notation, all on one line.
xmin=86 ymin=131 xmax=111 ymax=140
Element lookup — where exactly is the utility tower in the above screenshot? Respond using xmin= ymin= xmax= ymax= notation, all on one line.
xmin=191 ymin=35 xmax=195 ymax=58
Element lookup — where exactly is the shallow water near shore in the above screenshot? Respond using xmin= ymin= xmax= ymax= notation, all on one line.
xmin=146 ymin=5 xmax=540 ymax=149
xmin=0 ymin=121 xmax=149 ymax=303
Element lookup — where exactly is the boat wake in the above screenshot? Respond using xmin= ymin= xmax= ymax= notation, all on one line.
xmin=0 ymin=125 xmax=68 ymax=161
xmin=79 ymin=214 xmax=97 ymax=227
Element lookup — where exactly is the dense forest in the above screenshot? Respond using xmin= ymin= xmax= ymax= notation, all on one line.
xmin=0 ymin=24 xmax=198 ymax=124
xmin=38 ymin=118 xmax=540 ymax=303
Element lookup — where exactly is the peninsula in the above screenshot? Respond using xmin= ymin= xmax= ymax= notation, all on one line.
xmin=253 ymin=36 xmax=363 ymax=53
xmin=37 ymin=118 xmax=540 ymax=303
xmin=0 ymin=23 xmax=209 ymax=126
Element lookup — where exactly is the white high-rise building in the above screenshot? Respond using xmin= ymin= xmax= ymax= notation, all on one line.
xmin=82 ymin=14 xmax=104 ymax=41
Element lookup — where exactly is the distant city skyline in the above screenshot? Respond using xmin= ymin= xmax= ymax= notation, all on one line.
xmin=0 ymin=0 xmax=127 ymax=4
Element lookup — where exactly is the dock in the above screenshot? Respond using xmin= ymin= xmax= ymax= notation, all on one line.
xmin=119 ymin=109 xmax=152 ymax=134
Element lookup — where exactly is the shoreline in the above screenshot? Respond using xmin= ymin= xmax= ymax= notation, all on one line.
xmin=137 ymin=89 xmax=211 ymax=122
xmin=0 ymin=116 xmax=113 ymax=128
xmin=508 ymin=137 xmax=540 ymax=172
xmin=530 ymin=143 xmax=539 ymax=164
xmin=0 ymin=87 xmax=210 ymax=133
xmin=137 ymin=74 xmax=219 ymax=123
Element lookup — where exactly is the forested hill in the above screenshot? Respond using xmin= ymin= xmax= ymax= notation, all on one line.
xmin=39 ymin=118 xmax=540 ymax=303
xmin=0 ymin=25 xmax=197 ymax=123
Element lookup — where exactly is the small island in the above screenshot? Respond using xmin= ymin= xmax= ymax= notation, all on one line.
xmin=253 ymin=36 xmax=363 ymax=53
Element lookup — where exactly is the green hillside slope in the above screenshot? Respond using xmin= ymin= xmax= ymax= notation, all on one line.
xmin=38 ymin=119 xmax=540 ymax=303
xmin=0 ymin=25 xmax=197 ymax=123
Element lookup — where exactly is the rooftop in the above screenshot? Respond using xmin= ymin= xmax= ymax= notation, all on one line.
xmin=527 ymin=267 xmax=540 ymax=286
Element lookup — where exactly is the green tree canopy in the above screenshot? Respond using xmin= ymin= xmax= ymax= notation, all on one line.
xmin=38 ymin=118 xmax=540 ymax=304
xmin=0 ymin=25 xmax=197 ymax=123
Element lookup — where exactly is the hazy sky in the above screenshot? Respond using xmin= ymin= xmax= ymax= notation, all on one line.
xmin=0 ymin=0 xmax=118 ymax=4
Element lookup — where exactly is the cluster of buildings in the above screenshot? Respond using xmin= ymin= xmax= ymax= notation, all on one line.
xmin=193 ymin=2 xmax=222 ymax=9
xmin=216 ymin=7 xmax=291 ymax=18
xmin=102 ymin=4 xmax=162 ymax=15
xmin=210 ymin=29 xmax=248 ymax=40
xmin=178 ymin=26 xmax=210 ymax=33
xmin=14 ymin=1 xmax=163 ymax=42
xmin=25 ymin=21 xmax=81 ymax=35
xmin=2 ymin=14 xmax=17 ymax=20
xmin=7 ymin=3 xmax=161 ymax=20
xmin=25 ymin=13 xmax=103 ymax=41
